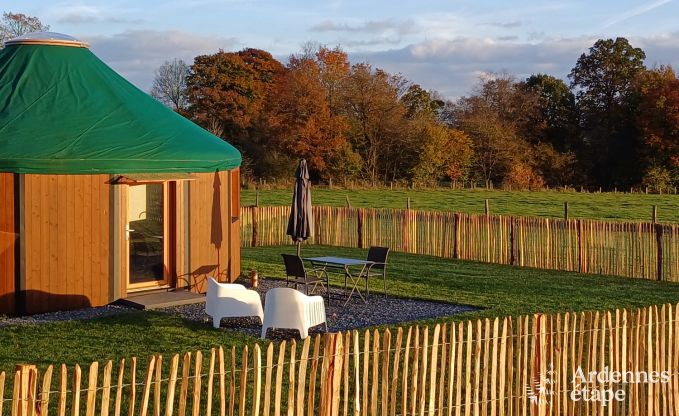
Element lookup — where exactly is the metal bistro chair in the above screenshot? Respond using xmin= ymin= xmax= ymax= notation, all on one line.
xmin=281 ymin=254 xmax=330 ymax=300
xmin=363 ymin=246 xmax=390 ymax=298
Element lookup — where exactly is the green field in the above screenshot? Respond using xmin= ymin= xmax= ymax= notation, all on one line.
xmin=242 ymin=188 xmax=679 ymax=223
xmin=2 ymin=245 xmax=679 ymax=373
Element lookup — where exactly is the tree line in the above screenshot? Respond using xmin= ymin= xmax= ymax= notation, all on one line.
xmin=153 ymin=38 xmax=677 ymax=191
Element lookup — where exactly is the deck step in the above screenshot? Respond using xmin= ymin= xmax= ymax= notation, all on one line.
xmin=117 ymin=290 xmax=205 ymax=310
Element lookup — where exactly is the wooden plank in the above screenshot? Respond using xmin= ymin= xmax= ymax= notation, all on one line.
xmin=438 ymin=325 xmax=447 ymax=416
xmin=206 ymin=350 xmax=215 ymax=416
xmin=101 ymin=361 xmax=112 ymax=416
xmin=490 ymin=318 xmax=499 ymax=416
xmin=219 ymin=347 xmax=226 ymax=416
xmin=72 ymin=365 xmax=82 ymax=416
xmin=402 ymin=326 xmax=412 ymax=416
xmin=238 ymin=347 xmax=248 ymax=416
xmin=419 ymin=326 xmax=430 ymax=416
xmin=178 ymin=353 xmax=190 ymax=416
xmin=353 ymin=331 xmax=361 ymax=416
xmin=229 ymin=347 xmax=236 ymax=416
xmin=464 ymin=322 xmax=472 ymax=416
xmin=252 ymin=345 xmax=262 ymax=416
xmin=85 ymin=362 xmax=99 ymax=416
xmin=381 ymin=329 xmax=391 ymax=416
xmin=192 ymin=351 xmax=203 ymax=416
xmin=391 ymin=328 xmax=403 ymax=416
xmin=342 ymin=332 xmax=350 ymax=416
xmin=0 ymin=174 xmax=15 ymax=315
xmin=113 ymin=360 xmax=124 ymax=416
xmin=274 ymin=341 xmax=286 ymax=416
xmin=428 ymin=325 xmax=440 ymax=416
xmin=363 ymin=330 xmax=371 ymax=416
xmin=264 ymin=344 xmax=274 ymax=416
xmin=0 ymin=371 xmax=5 ymax=416
xmin=40 ymin=366 xmax=53 ymax=416
xmin=154 ymin=356 xmax=163 ymax=416
xmin=481 ymin=319 xmax=490 ymax=416
xmin=140 ymin=357 xmax=156 ymax=416
xmin=165 ymin=355 xmax=180 ymax=416
xmin=297 ymin=338 xmax=311 ymax=416
xmin=287 ymin=340 xmax=296 ymax=416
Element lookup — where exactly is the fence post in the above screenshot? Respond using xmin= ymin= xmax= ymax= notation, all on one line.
xmin=485 ymin=199 xmax=490 ymax=216
xmin=453 ymin=213 xmax=460 ymax=259
xmin=251 ymin=206 xmax=258 ymax=247
xmin=564 ymin=202 xmax=569 ymax=221
xmin=357 ymin=208 xmax=364 ymax=249
xmin=14 ymin=365 xmax=38 ymax=416
xmin=509 ymin=217 xmax=516 ymax=265
xmin=655 ymin=224 xmax=663 ymax=281
xmin=577 ymin=220 xmax=584 ymax=273
xmin=652 ymin=205 xmax=658 ymax=223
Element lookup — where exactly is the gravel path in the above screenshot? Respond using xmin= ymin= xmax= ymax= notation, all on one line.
xmin=162 ymin=278 xmax=476 ymax=340
xmin=0 ymin=305 xmax=135 ymax=328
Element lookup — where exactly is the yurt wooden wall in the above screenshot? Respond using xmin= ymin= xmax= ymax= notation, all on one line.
xmin=22 ymin=174 xmax=111 ymax=314
xmin=1 ymin=169 xmax=240 ymax=315
xmin=0 ymin=173 xmax=16 ymax=315
xmin=185 ymin=169 xmax=240 ymax=293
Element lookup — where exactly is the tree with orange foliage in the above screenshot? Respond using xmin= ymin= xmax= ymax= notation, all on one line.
xmin=265 ymin=52 xmax=351 ymax=180
xmin=186 ymin=48 xmax=284 ymax=139
xmin=635 ymin=66 xmax=679 ymax=183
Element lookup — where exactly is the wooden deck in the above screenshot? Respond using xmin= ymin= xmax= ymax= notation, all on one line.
xmin=118 ymin=289 xmax=205 ymax=310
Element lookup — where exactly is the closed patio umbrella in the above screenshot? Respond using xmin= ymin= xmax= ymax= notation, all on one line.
xmin=287 ymin=159 xmax=313 ymax=255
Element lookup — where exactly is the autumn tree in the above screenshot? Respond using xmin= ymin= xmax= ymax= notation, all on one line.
xmin=452 ymin=74 xmax=533 ymax=184
xmin=186 ymin=48 xmax=284 ymax=139
xmin=342 ymin=63 xmax=411 ymax=184
xmin=411 ymin=122 xmax=473 ymax=186
xmin=264 ymin=52 xmax=352 ymax=180
xmin=151 ymin=59 xmax=190 ymax=111
xmin=635 ymin=66 xmax=679 ymax=188
xmin=0 ymin=11 xmax=49 ymax=47
xmin=569 ymin=37 xmax=646 ymax=187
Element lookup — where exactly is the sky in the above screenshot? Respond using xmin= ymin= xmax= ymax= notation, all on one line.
xmin=11 ymin=0 xmax=679 ymax=98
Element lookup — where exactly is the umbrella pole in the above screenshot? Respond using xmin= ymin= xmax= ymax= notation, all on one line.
xmin=296 ymin=241 xmax=301 ymax=256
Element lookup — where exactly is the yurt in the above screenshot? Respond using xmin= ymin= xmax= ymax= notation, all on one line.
xmin=0 ymin=32 xmax=242 ymax=315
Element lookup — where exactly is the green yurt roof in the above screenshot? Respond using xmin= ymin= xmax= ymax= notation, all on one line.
xmin=0 ymin=32 xmax=241 ymax=174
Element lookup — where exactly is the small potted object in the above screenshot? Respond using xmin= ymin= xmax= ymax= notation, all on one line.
xmin=250 ymin=269 xmax=259 ymax=289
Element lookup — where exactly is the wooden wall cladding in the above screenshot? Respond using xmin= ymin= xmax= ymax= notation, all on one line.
xmin=0 ymin=173 xmax=16 ymax=315
xmin=23 ymin=174 xmax=110 ymax=314
xmin=187 ymin=170 xmax=238 ymax=292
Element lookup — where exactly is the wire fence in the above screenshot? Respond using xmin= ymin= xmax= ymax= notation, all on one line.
xmin=6 ymin=303 xmax=679 ymax=416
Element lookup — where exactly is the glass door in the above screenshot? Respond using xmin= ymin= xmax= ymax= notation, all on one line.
xmin=127 ymin=183 xmax=168 ymax=289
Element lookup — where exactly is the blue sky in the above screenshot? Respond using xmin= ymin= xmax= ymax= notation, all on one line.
xmin=12 ymin=0 xmax=679 ymax=98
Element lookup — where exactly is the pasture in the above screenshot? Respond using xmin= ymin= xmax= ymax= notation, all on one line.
xmin=241 ymin=188 xmax=679 ymax=222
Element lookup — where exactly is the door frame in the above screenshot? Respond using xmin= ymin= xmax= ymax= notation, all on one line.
xmin=124 ymin=182 xmax=172 ymax=292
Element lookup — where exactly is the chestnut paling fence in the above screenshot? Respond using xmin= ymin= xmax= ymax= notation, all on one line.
xmin=7 ymin=303 xmax=679 ymax=416
xmin=240 ymin=206 xmax=679 ymax=282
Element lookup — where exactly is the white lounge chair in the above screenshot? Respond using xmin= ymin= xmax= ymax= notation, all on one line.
xmin=260 ymin=287 xmax=327 ymax=339
xmin=205 ymin=277 xmax=264 ymax=328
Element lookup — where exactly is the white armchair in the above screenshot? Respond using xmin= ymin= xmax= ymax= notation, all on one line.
xmin=205 ymin=277 xmax=264 ymax=329
xmin=261 ymin=287 xmax=327 ymax=339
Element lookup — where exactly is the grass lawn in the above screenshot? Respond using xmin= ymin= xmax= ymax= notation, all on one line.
xmin=241 ymin=188 xmax=679 ymax=223
xmin=2 ymin=245 xmax=679 ymax=374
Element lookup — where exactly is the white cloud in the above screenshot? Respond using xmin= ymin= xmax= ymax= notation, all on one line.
xmin=310 ymin=18 xmax=418 ymax=36
xmin=85 ymin=30 xmax=239 ymax=92
xmin=49 ymin=4 xmax=144 ymax=25
xmin=352 ymin=33 xmax=679 ymax=99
